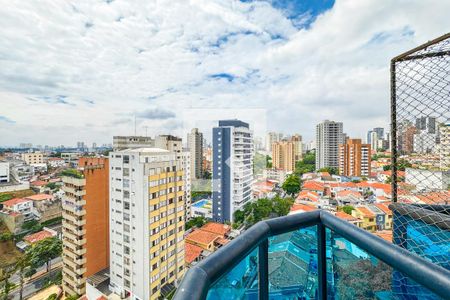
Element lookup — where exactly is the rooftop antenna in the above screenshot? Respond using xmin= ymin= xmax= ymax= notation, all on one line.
xmin=134 ymin=114 xmax=137 ymax=136
xmin=145 ymin=126 xmax=148 ymax=137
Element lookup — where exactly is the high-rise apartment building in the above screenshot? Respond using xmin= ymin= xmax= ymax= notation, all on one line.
xmin=266 ymin=132 xmax=282 ymax=152
xmin=113 ymin=136 xmax=155 ymax=150
xmin=315 ymin=120 xmax=343 ymax=170
xmin=21 ymin=151 xmax=43 ymax=165
xmin=291 ymin=134 xmax=303 ymax=161
xmin=212 ymin=120 xmax=254 ymax=223
xmin=413 ymin=131 xmax=437 ymax=154
xmin=369 ymin=131 xmax=379 ymax=152
xmin=62 ymin=157 xmax=109 ymax=296
xmin=108 ymin=149 xmax=185 ymax=300
xmin=155 ymin=135 xmax=182 ymax=159
xmin=187 ymin=128 xmax=203 ymax=180
xmin=338 ymin=139 xmax=371 ymax=177
xmin=416 ymin=116 xmax=437 ymax=134
xmin=373 ymin=127 xmax=385 ymax=140
xmin=272 ymin=141 xmax=296 ymax=172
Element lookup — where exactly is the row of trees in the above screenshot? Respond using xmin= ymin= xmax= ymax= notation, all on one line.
xmin=1 ymin=237 xmax=62 ymax=300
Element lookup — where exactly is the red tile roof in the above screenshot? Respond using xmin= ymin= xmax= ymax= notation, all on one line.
xmin=23 ymin=229 xmax=55 ymax=244
xmin=200 ymin=222 xmax=231 ymax=236
xmin=355 ymin=207 xmax=376 ymax=218
xmin=335 ymin=211 xmax=359 ymax=222
xmin=25 ymin=194 xmax=52 ymax=201
xmin=186 ymin=229 xmax=220 ymax=245
xmin=336 ymin=190 xmax=363 ymax=199
xmin=374 ymin=203 xmax=392 ymax=215
xmin=31 ymin=180 xmax=47 ymax=186
xmin=303 ymin=181 xmax=325 ymax=192
xmin=297 ymin=190 xmax=319 ymax=202
xmin=185 ymin=243 xmax=203 ymax=264
xmin=2 ymin=198 xmax=30 ymax=207
xmin=290 ymin=204 xmax=316 ymax=213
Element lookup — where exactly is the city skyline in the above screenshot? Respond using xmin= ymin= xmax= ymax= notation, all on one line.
xmin=2 ymin=1 xmax=450 ymax=146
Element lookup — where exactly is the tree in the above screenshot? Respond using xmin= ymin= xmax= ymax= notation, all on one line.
xmin=282 ymin=174 xmax=301 ymax=196
xmin=27 ymin=237 xmax=62 ymax=272
xmin=185 ymin=217 xmax=206 ymax=230
xmin=294 ymin=152 xmax=316 ymax=177
xmin=317 ymin=167 xmax=338 ymax=175
xmin=0 ymin=268 xmax=14 ymax=300
xmin=272 ymin=196 xmax=294 ymax=216
xmin=342 ymin=205 xmax=354 ymax=215
xmin=15 ymin=254 xmax=32 ymax=300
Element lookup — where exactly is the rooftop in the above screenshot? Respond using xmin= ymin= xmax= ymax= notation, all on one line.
xmin=25 ymin=194 xmax=53 ymax=201
xmin=186 ymin=229 xmax=220 ymax=245
xmin=23 ymin=228 xmax=56 ymax=244
xmin=200 ymin=222 xmax=231 ymax=236
xmin=2 ymin=197 xmax=30 ymax=206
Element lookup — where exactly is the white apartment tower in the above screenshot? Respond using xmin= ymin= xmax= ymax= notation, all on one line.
xmin=108 ymin=149 xmax=185 ymax=300
xmin=187 ymin=128 xmax=203 ymax=180
xmin=315 ymin=120 xmax=344 ymax=170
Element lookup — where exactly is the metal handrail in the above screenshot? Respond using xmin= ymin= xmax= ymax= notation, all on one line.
xmin=174 ymin=210 xmax=450 ymax=300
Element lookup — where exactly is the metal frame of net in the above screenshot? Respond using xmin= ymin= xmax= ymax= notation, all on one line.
xmin=390 ymin=33 xmax=450 ymax=298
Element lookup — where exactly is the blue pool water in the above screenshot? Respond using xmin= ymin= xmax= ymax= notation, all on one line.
xmin=192 ymin=199 xmax=209 ymax=208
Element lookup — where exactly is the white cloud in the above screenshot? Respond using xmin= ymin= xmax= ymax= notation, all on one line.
xmin=0 ymin=0 xmax=449 ymax=146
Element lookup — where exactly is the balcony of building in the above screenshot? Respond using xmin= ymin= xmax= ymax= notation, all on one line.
xmin=174 ymin=210 xmax=450 ymax=300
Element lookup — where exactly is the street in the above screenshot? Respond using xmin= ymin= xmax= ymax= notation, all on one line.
xmin=8 ymin=257 xmax=62 ymax=300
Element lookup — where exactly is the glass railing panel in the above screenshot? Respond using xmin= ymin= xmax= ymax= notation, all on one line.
xmin=268 ymin=226 xmax=318 ymax=299
xmin=327 ymin=228 xmax=443 ymax=299
xmin=206 ymin=247 xmax=259 ymax=300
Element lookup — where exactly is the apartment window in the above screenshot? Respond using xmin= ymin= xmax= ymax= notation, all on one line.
xmin=123 ymin=155 xmax=129 ymax=164
xmin=152 ymin=263 xmax=158 ymax=271
xmin=124 ymin=202 xmax=130 ymax=210
xmin=123 ymin=168 xmax=129 ymax=176
xmin=124 ymin=190 xmax=130 ymax=199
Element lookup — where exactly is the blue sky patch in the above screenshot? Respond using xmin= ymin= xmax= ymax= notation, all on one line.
xmin=241 ymin=0 xmax=335 ymax=29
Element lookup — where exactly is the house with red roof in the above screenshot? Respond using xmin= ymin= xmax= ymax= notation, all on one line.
xmin=253 ymin=180 xmax=276 ymax=199
xmin=288 ymin=204 xmax=316 ymax=215
xmin=23 ymin=227 xmax=57 ymax=246
xmin=352 ymin=206 xmax=377 ymax=232
xmin=335 ymin=211 xmax=363 ymax=228
xmin=185 ymin=243 xmax=205 ymax=265
xmin=1 ymin=198 xmax=34 ymax=220
xmin=296 ymin=190 xmax=320 ymax=203
xmin=302 ymin=181 xmax=325 ymax=196
xmin=335 ymin=190 xmax=364 ymax=206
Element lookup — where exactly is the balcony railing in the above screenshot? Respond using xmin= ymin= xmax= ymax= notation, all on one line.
xmin=174 ymin=210 xmax=450 ymax=300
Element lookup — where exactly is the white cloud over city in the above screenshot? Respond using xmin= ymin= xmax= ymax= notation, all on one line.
xmin=0 ymin=0 xmax=449 ymax=146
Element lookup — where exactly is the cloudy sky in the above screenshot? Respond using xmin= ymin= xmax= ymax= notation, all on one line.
xmin=1 ymin=0 xmax=449 ymax=147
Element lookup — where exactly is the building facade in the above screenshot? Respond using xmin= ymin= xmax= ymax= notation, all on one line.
xmin=21 ymin=152 xmax=44 ymax=165
xmin=212 ymin=120 xmax=254 ymax=223
xmin=0 ymin=162 xmax=9 ymax=183
xmin=113 ymin=136 xmax=155 ymax=150
xmin=108 ymin=149 xmax=185 ymax=300
xmin=272 ymin=141 xmax=296 ymax=172
xmin=187 ymin=128 xmax=203 ymax=180
xmin=266 ymin=132 xmax=282 ymax=152
xmin=315 ymin=120 xmax=343 ymax=170
xmin=61 ymin=157 xmax=109 ymax=296
xmin=338 ymin=139 xmax=371 ymax=177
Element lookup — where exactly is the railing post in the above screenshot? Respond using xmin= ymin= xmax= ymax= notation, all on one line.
xmin=317 ymin=223 xmax=327 ymax=300
xmin=258 ymin=239 xmax=269 ymax=300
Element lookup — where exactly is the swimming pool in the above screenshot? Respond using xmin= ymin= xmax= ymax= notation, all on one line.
xmin=192 ymin=199 xmax=210 ymax=208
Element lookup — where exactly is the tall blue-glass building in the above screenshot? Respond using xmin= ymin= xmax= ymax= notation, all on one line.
xmin=212 ymin=120 xmax=254 ymax=223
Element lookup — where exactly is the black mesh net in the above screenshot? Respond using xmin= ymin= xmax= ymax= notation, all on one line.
xmin=390 ymin=33 xmax=450 ymax=298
